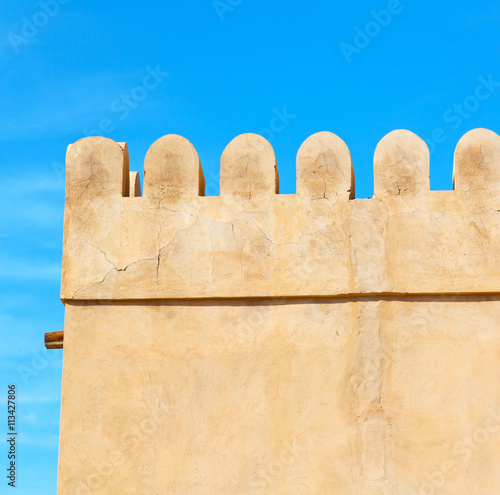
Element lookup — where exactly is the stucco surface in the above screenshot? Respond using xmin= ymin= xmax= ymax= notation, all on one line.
xmin=57 ymin=129 xmax=500 ymax=494
xmin=59 ymin=299 xmax=500 ymax=494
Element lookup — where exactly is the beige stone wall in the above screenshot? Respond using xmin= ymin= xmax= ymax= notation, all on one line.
xmin=58 ymin=129 xmax=500 ymax=494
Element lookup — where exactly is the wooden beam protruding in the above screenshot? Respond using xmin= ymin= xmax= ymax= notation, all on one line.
xmin=45 ymin=330 xmax=64 ymax=350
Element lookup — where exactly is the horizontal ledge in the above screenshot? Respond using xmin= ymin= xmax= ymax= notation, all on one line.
xmin=45 ymin=330 xmax=64 ymax=350
xmin=61 ymin=291 xmax=500 ymax=306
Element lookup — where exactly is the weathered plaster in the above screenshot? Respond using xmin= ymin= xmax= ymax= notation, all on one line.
xmin=57 ymin=129 xmax=500 ymax=494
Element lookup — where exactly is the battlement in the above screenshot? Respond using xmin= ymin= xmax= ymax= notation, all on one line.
xmin=61 ymin=128 xmax=500 ymax=300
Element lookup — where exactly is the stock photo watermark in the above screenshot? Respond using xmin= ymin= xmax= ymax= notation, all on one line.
xmin=3 ymin=346 xmax=61 ymax=488
xmin=52 ymin=161 xmax=65 ymax=184
xmin=339 ymin=0 xmax=407 ymax=64
xmin=213 ymin=0 xmax=244 ymax=21
xmin=359 ymin=318 xmax=430 ymax=386
xmin=17 ymin=347 xmax=59 ymax=385
xmin=8 ymin=0 xmax=72 ymax=54
xmin=410 ymin=405 xmax=500 ymax=495
xmin=250 ymin=438 xmax=305 ymax=491
xmin=426 ymin=75 xmax=500 ymax=155
xmin=50 ymin=64 xmax=169 ymax=183
xmin=6 ymin=384 xmax=17 ymax=488
xmin=204 ymin=106 xmax=296 ymax=196
xmin=221 ymin=307 xmax=269 ymax=347
xmin=53 ymin=104 xmax=294 ymax=189
xmin=259 ymin=106 xmax=296 ymax=143
xmin=83 ymin=65 xmax=169 ymax=137
xmin=74 ymin=387 xmax=177 ymax=494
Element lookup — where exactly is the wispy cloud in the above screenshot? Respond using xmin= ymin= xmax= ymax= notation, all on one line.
xmin=6 ymin=174 xmax=65 ymax=194
xmin=0 ymin=66 xmax=170 ymax=141
xmin=17 ymin=391 xmax=61 ymax=405
xmin=23 ymin=411 xmax=39 ymax=425
xmin=0 ymin=260 xmax=61 ymax=281
xmin=0 ymin=8 xmax=83 ymax=63
xmin=19 ymin=432 xmax=59 ymax=448
xmin=1 ymin=202 xmax=63 ymax=229
xmin=460 ymin=8 xmax=500 ymax=25
xmin=1 ymin=172 xmax=64 ymax=233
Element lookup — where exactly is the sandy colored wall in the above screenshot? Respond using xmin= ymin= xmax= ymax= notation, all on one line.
xmin=57 ymin=129 xmax=500 ymax=494
xmin=59 ymin=298 xmax=500 ymax=494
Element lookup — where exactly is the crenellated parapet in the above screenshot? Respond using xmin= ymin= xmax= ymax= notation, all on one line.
xmin=61 ymin=129 xmax=500 ymax=301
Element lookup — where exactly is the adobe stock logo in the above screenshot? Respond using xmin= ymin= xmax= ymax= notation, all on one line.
xmin=83 ymin=65 xmax=169 ymax=137
xmin=213 ymin=0 xmax=244 ymax=21
xmin=259 ymin=107 xmax=296 ymax=143
xmin=340 ymin=0 xmax=406 ymax=63
xmin=426 ymin=75 xmax=500 ymax=155
xmin=8 ymin=0 xmax=71 ymax=54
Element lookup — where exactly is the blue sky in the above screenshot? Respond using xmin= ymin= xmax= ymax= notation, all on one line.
xmin=1 ymin=0 xmax=499 ymax=492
